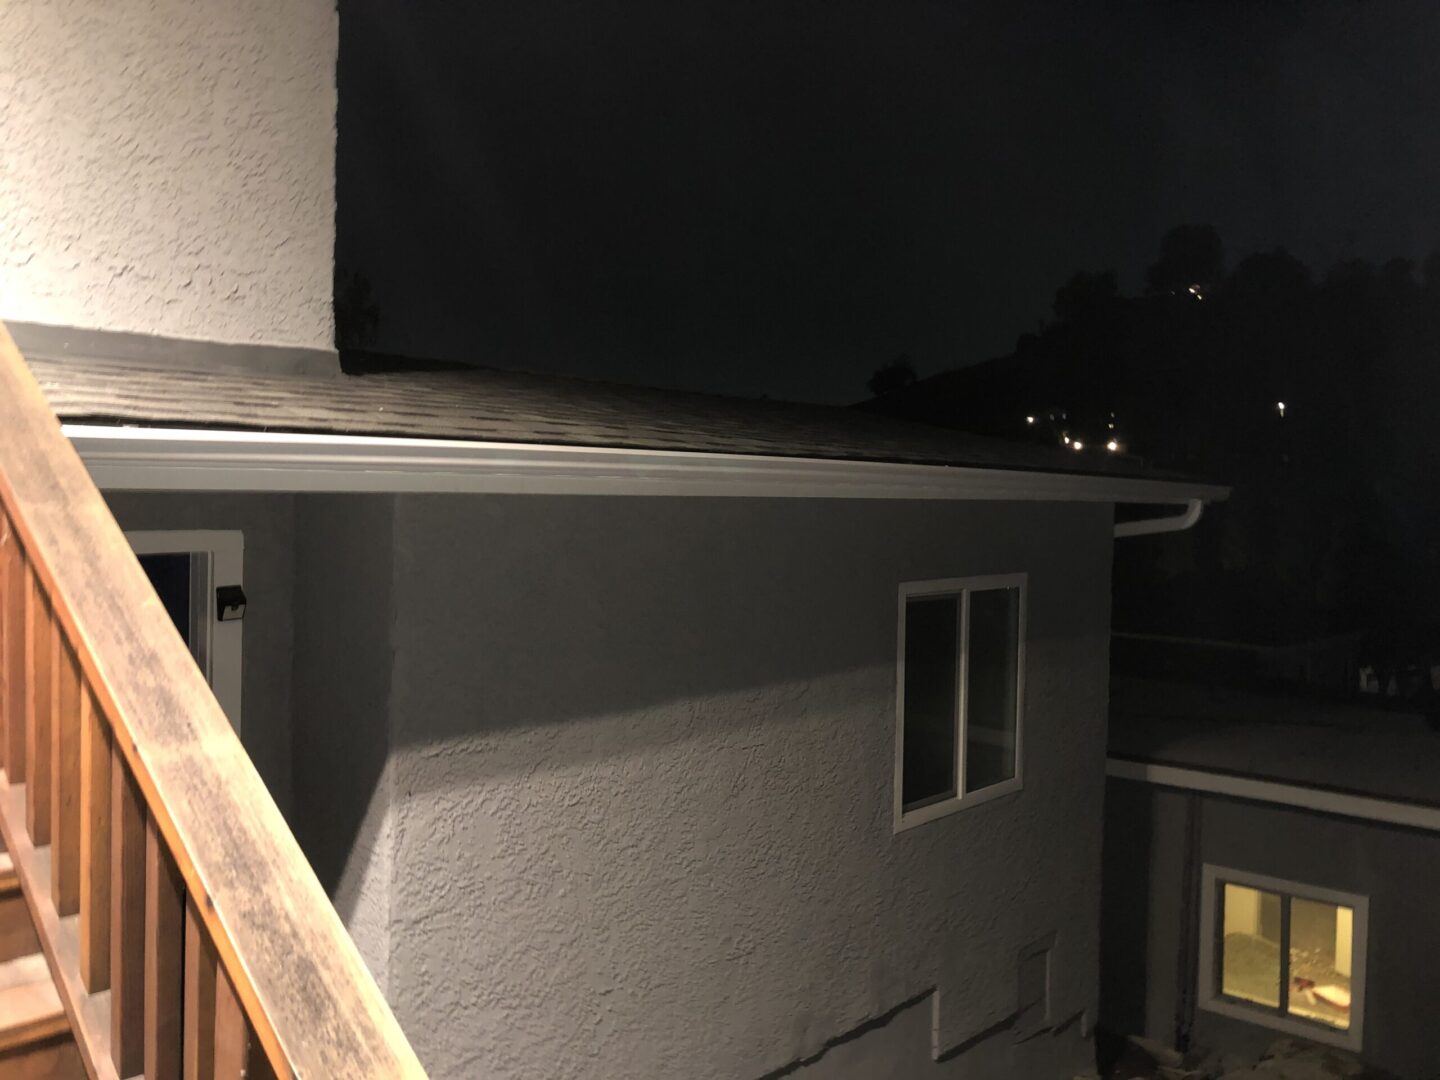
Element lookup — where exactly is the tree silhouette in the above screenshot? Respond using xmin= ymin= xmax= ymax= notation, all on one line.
xmin=867 ymin=226 xmax=1440 ymax=690
xmin=334 ymin=267 xmax=382 ymax=351
xmin=867 ymin=355 xmax=917 ymax=397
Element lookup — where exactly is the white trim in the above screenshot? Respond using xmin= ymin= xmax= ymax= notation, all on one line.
xmin=1197 ymin=863 xmax=1368 ymax=1052
xmin=1105 ymin=758 xmax=1440 ymax=833
xmin=64 ymin=424 xmax=1230 ymax=504
xmin=125 ymin=530 xmax=243 ymax=732
xmin=894 ymin=573 xmax=1027 ymax=832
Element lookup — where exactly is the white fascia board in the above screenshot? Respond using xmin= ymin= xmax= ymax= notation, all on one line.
xmin=64 ymin=424 xmax=1230 ymax=504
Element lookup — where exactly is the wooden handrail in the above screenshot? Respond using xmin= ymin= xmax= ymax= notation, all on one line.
xmin=0 ymin=321 xmax=424 ymax=1078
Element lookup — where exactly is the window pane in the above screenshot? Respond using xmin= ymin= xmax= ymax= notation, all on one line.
xmin=965 ymin=587 xmax=1020 ymax=793
xmin=1220 ymin=883 xmax=1283 ymax=1008
xmin=1288 ymin=898 xmax=1353 ymax=1030
xmin=138 ymin=553 xmax=193 ymax=646
xmin=902 ymin=596 xmax=958 ymax=809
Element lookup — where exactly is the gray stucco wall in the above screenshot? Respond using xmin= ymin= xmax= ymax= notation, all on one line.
xmin=290 ymin=495 xmax=398 ymax=994
xmin=104 ymin=492 xmax=296 ymax=813
xmin=1101 ymin=780 xmax=1440 ymax=1079
xmin=0 ymin=1 xmax=336 ymax=347
xmin=325 ymin=494 xmax=1116 ymax=1079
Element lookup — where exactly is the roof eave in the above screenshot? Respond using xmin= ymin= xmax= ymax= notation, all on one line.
xmin=65 ymin=423 xmax=1230 ymax=505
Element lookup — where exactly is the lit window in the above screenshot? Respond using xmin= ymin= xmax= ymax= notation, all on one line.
xmin=895 ymin=575 xmax=1025 ymax=830
xmin=1200 ymin=866 xmax=1366 ymax=1051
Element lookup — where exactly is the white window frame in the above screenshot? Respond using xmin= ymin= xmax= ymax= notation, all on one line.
xmin=893 ymin=572 xmax=1026 ymax=832
xmin=1198 ymin=863 xmax=1368 ymax=1052
xmin=125 ymin=530 xmax=243 ymax=733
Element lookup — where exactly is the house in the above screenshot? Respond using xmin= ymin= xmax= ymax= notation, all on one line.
xmin=1101 ymin=677 xmax=1440 ymax=1079
xmin=0 ymin=320 xmax=1223 ymax=1078
xmin=0 ymin=4 xmax=1227 ymax=1077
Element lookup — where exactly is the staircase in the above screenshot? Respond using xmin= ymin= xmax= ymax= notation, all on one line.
xmin=0 ymin=849 xmax=81 ymax=1077
xmin=0 ymin=321 xmax=425 ymax=1078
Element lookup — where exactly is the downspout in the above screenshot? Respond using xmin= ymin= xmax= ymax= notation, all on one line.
xmin=1110 ymin=494 xmax=1209 ymax=1050
xmin=1113 ymin=498 xmax=1205 ymax=538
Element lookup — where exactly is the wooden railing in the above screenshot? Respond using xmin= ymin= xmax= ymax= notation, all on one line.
xmin=0 ymin=323 xmax=424 ymax=1078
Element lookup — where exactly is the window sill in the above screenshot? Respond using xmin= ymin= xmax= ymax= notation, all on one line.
xmin=1198 ymin=996 xmax=1361 ymax=1053
xmin=894 ymin=777 xmax=1022 ymax=833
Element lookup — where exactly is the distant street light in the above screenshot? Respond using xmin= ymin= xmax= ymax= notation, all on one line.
xmin=1072 ymin=440 xmax=1084 ymax=451
xmin=1026 ymin=415 xmax=1035 ymax=425
xmin=1276 ymin=401 xmax=1286 ymax=417
xmin=1106 ymin=439 xmax=1119 ymax=452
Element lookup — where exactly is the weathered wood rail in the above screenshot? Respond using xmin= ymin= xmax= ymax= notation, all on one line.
xmin=0 ymin=322 xmax=424 ymax=1078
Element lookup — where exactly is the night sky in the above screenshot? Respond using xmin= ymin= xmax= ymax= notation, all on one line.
xmin=336 ymin=1 xmax=1440 ymax=403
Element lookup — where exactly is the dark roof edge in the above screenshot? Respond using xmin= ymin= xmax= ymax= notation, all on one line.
xmin=8 ymin=321 xmax=340 ymax=377
xmin=1106 ymin=756 xmax=1440 ymax=831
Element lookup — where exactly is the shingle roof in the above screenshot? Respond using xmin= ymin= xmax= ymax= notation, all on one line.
xmin=26 ymin=351 xmax=1201 ymax=483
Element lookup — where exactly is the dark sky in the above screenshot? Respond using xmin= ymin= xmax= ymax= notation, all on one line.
xmin=337 ymin=1 xmax=1440 ymax=403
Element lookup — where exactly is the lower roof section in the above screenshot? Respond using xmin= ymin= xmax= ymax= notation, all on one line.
xmin=65 ymin=423 xmax=1228 ymax=503
xmin=1110 ymin=677 xmax=1438 ymax=808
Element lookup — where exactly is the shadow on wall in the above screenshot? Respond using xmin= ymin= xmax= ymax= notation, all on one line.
xmin=1101 ymin=778 xmax=1155 ymax=1042
xmin=358 ymin=494 xmax=1112 ymax=1078
xmin=287 ymin=492 xmax=1113 ymax=873
xmin=290 ymin=494 xmax=396 ymax=902
xmin=383 ymin=495 xmax=1112 ymax=755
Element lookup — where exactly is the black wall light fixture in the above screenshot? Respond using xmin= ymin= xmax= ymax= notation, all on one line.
xmin=216 ymin=585 xmax=247 ymax=622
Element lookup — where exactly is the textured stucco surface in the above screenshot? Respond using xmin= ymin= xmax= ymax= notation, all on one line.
xmin=0 ymin=1 xmax=336 ymax=347
xmin=290 ymin=495 xmax=398 ymax=993
xmin=103 ymin=492 xmax=297 ymax=814
xmin=318 ymin=494 xmax=1117 ymax=1079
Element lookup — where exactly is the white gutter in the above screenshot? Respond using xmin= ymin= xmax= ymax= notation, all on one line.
xmin=1113 ymin=497 xmax=1205 ymax=538
xmin=64 ymin=424 xmax=1230 ymax=504
xmin=1107 ymin=757 xmax=1440 ymax=833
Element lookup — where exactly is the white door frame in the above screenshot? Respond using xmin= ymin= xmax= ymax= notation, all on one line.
xmin=124 ymin=530 xmax=243 ymax=732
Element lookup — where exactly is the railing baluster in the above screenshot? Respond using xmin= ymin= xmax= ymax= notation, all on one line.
xmin=26 ymin=578 xmax=52 ymax=843
xmin=0 ymin=511 xmax=10 ymax=776
xmin=215 ymin=963 xmax=252 ymax=1079
xmin=250 ymin=1031 xmax=281 ymax=1080
xmin=79 ymin=682 xmax=111 ymax=991
xmin=3 ymin=543 xmax=25 ymax=782
xmin=0 ymin=322 xmax=424 ymax=1078
xmin=51 ymin=633 xmax=81 ymax=914
xmin=145 ymin=814 xmax=185 ymax=1080
xmin=183 ymin=899 xmax=217 ymax=1079
xmin=111 ymin=744 xmax=147 ymax=1076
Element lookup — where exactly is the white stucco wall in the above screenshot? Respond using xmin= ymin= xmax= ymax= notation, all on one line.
xmin=0 ymin=1 xmax=336 ymax=347
xmin=296 ymin=494 xmax=1114 ymax=1079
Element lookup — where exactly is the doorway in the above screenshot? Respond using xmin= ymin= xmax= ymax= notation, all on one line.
xmin=126 ymin=530 xmax=244 ymax=732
